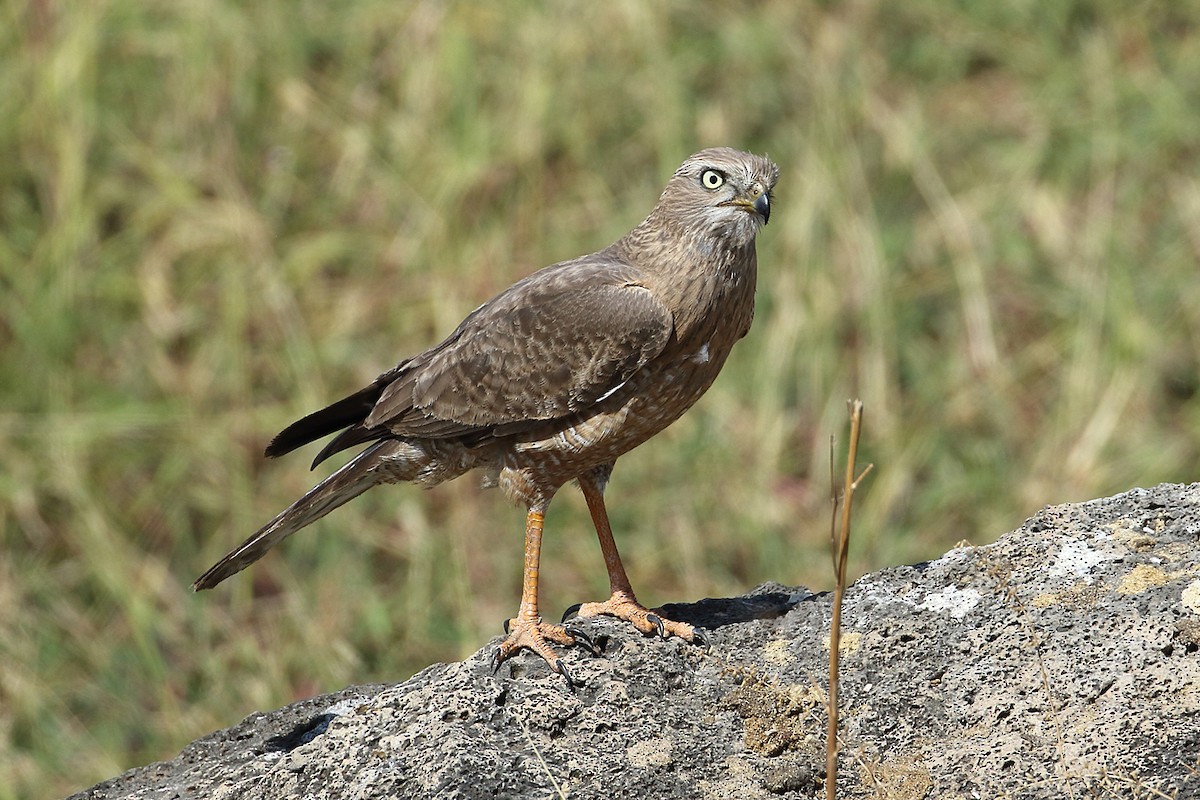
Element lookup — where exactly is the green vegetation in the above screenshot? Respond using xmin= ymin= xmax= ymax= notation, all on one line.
xmin=3 ymin=1 xmax=1198 ymax=796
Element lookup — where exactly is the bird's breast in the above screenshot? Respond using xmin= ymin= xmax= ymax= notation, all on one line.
xmin=498 ymin=298 xmax=747 ymax=494
xmin=495 ymin=243 xmax=757 ymax=501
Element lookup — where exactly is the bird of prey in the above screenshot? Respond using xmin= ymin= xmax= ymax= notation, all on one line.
xmin=194 ymin=147 xmax=779 ymax=685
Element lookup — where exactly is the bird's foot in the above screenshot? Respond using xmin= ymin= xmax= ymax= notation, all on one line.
xmin=563 ymin=591 xmax=706 ymax=645
xmin=491 ymin=617 xmax=600 ymax=688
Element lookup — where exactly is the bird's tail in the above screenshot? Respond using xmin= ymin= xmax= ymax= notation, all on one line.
xmin=193 ymin=440 xmax=412 ymax=591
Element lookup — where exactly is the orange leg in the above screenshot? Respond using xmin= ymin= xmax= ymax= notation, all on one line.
xmin=570 ymin=471 xmax=704 ymax=644
xmin=492 ymin=505 xmax=596 ymax=684
xmin=516 ymin=507 xmax=549 ymax=624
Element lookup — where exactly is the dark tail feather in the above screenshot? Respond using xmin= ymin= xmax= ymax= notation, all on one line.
xmin=264 ymin=382 xmax=385 ymax=459
xmin=193 ymin=441 xmax=399 ymax=591
xmin=310 ymin=423 xmax=387 ymax=470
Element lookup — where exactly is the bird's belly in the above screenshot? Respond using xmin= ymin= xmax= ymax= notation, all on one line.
xmin=497 ymin=346 xmax=730 ymax=499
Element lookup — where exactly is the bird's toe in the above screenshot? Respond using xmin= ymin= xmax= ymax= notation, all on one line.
xmin=568 ymin=592 xmax=706 ymax=649
xmin=491 ymin=616 xmax=587 ymax=682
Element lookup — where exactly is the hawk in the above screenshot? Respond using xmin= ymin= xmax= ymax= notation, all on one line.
xmin=195 ymin=147 xmax=779 ymax=685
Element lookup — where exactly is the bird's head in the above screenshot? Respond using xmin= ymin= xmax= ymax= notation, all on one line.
xmin=654 ymin=147 xmax=780 ymax=248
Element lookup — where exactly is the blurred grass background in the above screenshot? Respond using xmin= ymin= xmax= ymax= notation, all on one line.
xmin=2 ymin=0 xmax=1199 ymax=796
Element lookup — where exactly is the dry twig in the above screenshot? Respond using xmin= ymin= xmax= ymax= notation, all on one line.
xmin=826 ymin=399 xmax=872 ymax=800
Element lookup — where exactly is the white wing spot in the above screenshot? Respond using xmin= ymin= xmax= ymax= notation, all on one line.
xmin=691 ymin=342 xmax=711 ymax=364
xmin=595 ymin=379 xmax=628 ymax=403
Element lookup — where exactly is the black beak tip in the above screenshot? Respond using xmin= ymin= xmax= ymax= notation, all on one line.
xmin=754 ymin=193 xmax=771 ymax=224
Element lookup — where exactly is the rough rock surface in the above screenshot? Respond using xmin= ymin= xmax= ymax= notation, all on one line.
xmin=71 ymin=483 xmax=1200 ymax=799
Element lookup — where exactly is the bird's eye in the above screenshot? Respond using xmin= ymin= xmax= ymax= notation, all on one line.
xmin=700 ymin=169 xmax=725 ymax=190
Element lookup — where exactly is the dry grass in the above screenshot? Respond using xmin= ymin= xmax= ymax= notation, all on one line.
xmin=3 ymin=2 xmax=1200 ymax=797
xmin=826 ymin=400 xmax=870 ymax=798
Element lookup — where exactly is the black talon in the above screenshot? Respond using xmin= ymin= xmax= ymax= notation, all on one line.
xmin=646 ymin=613 xmax=666 ymax=638
xmin=561 ymin=603 xmax=583 ymax=623
xmin=490 ymin=650 xmax=503 ymax=675
xmin=564 ymin=625 xmax=600 ymax=656
xmin=554 ymin=659 xmax=576 ymax=691
xmin=691 ymin=629 xmax=710 ymax=650
xmin=503 ymin=618 xmax=512 ymax=635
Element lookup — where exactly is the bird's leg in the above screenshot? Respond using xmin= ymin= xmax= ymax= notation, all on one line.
xmin=567 ymin=471 xmax=704 ymax=645
xmin=493 ymin=504 xmax=597 ymax=683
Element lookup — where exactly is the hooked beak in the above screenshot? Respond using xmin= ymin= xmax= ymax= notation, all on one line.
xmin=722 ymin=182 xmax=771 ymax=224
xmin=753 ymin=189 xmax=771 ymax=224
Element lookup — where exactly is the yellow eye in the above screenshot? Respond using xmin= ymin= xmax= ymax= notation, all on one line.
xmin=700 ymin=169 xmax=725 ymax=190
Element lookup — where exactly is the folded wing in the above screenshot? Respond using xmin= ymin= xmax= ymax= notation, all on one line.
xmin=266 ymin=255 xmax=674 ymax=467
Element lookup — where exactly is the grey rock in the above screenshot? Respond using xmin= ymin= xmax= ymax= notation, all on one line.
xmin=70 ymin=483 xmax=1200 ymax=799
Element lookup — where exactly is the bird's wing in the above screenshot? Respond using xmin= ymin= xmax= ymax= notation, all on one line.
xmin=365 ymin=257 xmax=673 ymax=439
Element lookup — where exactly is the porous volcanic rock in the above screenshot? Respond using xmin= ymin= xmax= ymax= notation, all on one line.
xmin=71 ymin=483 xmax=1200 ymax=799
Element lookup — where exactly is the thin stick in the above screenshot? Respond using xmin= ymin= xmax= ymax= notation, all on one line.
xmin=826 ymin=399 xmax=871 ymax=800
xmin=514 ymin=710 xmax=567 ymax=800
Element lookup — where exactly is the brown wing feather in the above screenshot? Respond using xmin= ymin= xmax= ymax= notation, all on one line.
xmin=371 ymin=255 xmax=673 ymax=435
xmin=303 ymin=254 xmax=674 ymax=466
